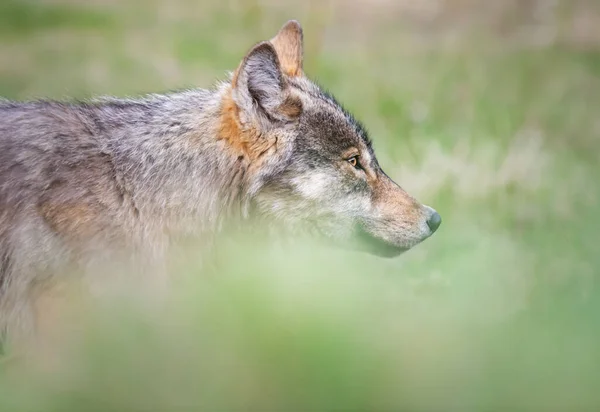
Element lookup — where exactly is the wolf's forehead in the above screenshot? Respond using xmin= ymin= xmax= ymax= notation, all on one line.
xmin=290 ymin=78 xmax=372 ymax=149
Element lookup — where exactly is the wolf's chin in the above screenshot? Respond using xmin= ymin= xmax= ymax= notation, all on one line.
xmin=333 ymin=225 xmax=409 ymax=258
xmin=355 ymin=232 xmax=409 ymax=258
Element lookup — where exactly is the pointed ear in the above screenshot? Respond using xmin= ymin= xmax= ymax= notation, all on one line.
xmin=232 ymin=41 xmax=302 ymax=127
xmin=270 ymin=20 xmax=304 ymax=77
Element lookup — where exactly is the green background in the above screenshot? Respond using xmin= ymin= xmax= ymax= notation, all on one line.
xmin=1 ymin=0 xmax=599 ymax=410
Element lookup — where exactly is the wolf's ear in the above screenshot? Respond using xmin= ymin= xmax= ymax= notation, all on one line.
xmin=270 ymin=20 xmax=303 ymax=77
xmin=232 ymin=41 xmax=302 ymax=127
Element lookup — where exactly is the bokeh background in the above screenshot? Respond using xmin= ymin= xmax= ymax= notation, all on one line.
xmin=1 ymin=0 xmax=599 ymax=410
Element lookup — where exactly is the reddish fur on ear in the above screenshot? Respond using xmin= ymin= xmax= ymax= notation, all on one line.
xmin=278 ymin=95 xmax=303 ymax=118
xmin=270 ymin=20 xmax=304 ymax=77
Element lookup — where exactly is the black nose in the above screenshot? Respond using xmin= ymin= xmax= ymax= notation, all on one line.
xmin=427 ymin=211 xmax=442 ymax=233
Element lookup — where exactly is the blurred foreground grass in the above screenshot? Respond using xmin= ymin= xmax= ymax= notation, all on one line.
xmin=0 ymin=0 xmax=599 ymax=410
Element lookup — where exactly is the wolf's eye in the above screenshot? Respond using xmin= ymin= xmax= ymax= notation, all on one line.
xmin=347 ymin=155 xmax=362 ymax=170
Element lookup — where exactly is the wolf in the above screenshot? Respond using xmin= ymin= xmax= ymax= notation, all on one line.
xmin=0 ymin=21 xmax=440 ymax=347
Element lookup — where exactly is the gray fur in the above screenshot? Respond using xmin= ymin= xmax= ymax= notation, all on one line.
xmin=0 ymin=21 xmax=440 ymax=345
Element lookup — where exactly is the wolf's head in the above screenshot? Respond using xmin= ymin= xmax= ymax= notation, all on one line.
xmin=222 ymin=21 xmax=440 ymax=257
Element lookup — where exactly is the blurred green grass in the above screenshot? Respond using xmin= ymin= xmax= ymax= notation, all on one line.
xmin=1 ymin=0 xmax=599 ymax=410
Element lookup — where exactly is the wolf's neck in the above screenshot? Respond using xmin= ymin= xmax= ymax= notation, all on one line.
xmin=99 ymin=84 xmax=249 ymax=237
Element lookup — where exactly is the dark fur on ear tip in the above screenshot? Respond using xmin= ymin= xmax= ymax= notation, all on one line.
xmin=247 ymin=41 xmax=280 ymax=63
xmin=232 ymin=42 xmax=281 ymax=89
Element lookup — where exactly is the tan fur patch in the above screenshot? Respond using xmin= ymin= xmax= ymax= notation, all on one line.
xmin=39 ymin=201 xmax=101 ymax=242
xmin=33 ymin=281 xmax=74 ymax=343
xmin=278 ymin=95 xmax=303 ymax=118
xmin=373 ymin=176 xmax=422 ymax=222
xmin=270 ymin=20 xmax=304 ymax=77
xmin=27 ymin=279 xmax=88 ymax=367
xmin=218 ymin=91 xmax=274 ymax=161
